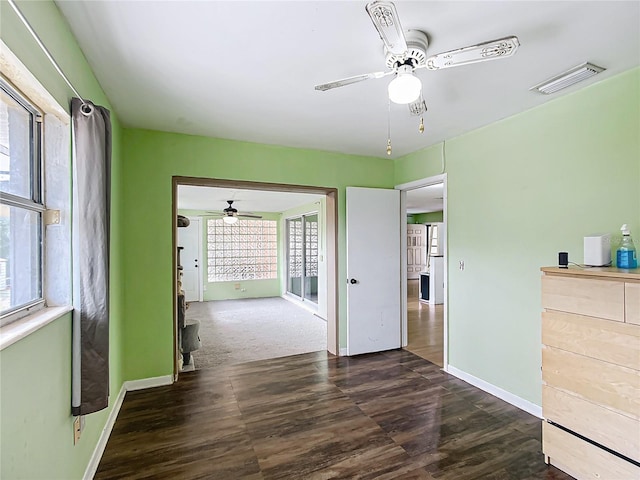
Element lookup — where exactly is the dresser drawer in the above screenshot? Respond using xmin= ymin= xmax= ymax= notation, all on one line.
xmin=543 ymin=422 xmax=640 ymax=480
xmin=542 ymin=310 xmax=640 ymax=370
xmin=627 ymin=282 xmax=640 ymax=326
xmin=542 ymin=274 xmax=624 ymax=321
xmin=543 ymin=385 xmax=640 ymax=462
xmin=542 ymin=346 xmax=640 ymax=419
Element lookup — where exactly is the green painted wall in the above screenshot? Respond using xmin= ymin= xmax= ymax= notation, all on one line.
xmin=122 ymin=130 xmax=394 ymax=380
xmin=395 ymin=143 xmax=445 ymax=186
xmin=414 ymin=211 xmax=443 ymax=224
xmin=1 ymin=1 xmax=125 ymax=478
xmin=395 ymin=68 xmax=640 ymax=406
xmin=205 ymin=278 xmax=281 ymax=300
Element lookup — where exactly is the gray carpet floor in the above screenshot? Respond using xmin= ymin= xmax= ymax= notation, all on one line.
xmin=186 ymin=297 xmax=327 ymax=369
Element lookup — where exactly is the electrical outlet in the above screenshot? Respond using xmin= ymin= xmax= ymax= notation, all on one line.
xmin=459 ymin=260 xmax=465 ymax=271
xmin=73 ymin=416 xmax=82 ymax=444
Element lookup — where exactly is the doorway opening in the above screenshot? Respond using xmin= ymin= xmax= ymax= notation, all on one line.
xmin=397 ymin=175 xmax=447 ymax=369
xmin=172 ymin=177 xmax=338 ymax=377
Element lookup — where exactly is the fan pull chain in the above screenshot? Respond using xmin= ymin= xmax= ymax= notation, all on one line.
xmin=419 ymin=116 xmax=424 ymax=134
xmin=386 ymin=98 xmax=392 ymax=156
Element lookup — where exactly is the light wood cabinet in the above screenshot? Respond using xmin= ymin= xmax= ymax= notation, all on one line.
xmin=543 ymin=422 xmax=640 ymax=480
xmin=542 ymin=274 xmax=625 ymax=321
xmin=627 ymin=282 xmax=640 ymax=326
xmin=541 ymin=267 xmax=640 ymax=479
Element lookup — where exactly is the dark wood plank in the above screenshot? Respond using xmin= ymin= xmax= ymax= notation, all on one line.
xmin=95 ymin=351 xmax=573 ymax=480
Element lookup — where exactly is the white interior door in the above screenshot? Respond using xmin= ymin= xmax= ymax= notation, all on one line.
xmin=346 ymin=187 xmax=401 ymax=355
xmin=407 ymin=224 xmax=427 ymax=279
xmin=177 ymin=217 xmax=202 ymax=302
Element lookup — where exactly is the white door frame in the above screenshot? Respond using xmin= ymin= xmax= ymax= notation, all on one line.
xmin=395 ymin=174 xmax=448 ymax=371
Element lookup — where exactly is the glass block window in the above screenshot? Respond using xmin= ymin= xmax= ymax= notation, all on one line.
xmin=288 ymin=218 xmax=303 ymax=279
xmin=207 ymin=219 xmax=277 ymax=282
xmin=286 ymin=213 xmax=318 ymax=302
xmin=305 ymin=217 xmax=318 ymax=276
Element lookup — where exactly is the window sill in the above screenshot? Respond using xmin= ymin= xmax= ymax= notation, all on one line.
xmin=0 ymin=305 xmax=73 ymax=351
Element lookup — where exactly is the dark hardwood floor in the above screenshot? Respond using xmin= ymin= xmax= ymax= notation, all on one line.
xmin=95 ymin=351 xmax=572 ymax=479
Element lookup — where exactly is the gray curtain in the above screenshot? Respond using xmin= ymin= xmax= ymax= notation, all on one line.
xmin=71 ymin=98 xmax=111 ymax=416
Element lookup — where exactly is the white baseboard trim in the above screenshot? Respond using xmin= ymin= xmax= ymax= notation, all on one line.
xmin=124 ymin=375 xmax=173 ymax=391
xmin=83 ymin=384 xmax=126 ymax=480
xmin=446 ymin=365 xmax=542 ymax=418
xmin=339 ymin=348 xmax=348 ymax=356
xmin=83 ymin=375 xmax=174 ymax=479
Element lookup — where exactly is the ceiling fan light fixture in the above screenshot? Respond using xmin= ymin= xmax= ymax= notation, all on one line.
xmin=222 ymin=215 xmax=238 ymax=225
xmin=388 ymin=66 xmax=421 ymax=104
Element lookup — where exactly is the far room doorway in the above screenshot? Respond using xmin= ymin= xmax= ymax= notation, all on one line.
xmin=172 ymin=177 xmax=338 ymax=376
xmin=398 ymin=176 xmax=447 ymax=368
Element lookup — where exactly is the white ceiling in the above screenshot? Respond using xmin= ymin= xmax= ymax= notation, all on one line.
xmin=177 ymin=185 xmax=323 ymax=213
xmin=55 ymin=1 xmax=640 ymax=159
xmin=406 ymin=184 xmax=443 ymax=214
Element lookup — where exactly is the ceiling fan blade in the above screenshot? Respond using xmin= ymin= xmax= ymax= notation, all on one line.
xmin=365 ymin=1 xmax=408 ymax=55
xmin=238 ymin=214 xmax=263 ymax=219
xmin=315 ymin=71 xmax=391 ymax=91
xmin=424 ymin=36 xmax=520 ymax=71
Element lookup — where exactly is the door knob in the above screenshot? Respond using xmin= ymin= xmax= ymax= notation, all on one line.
xmin=349 ymin=278 xmax=358 ymax=284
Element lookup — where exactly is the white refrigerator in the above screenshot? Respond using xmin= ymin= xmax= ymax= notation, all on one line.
xmin=428 ymin=256 xmax=444 ymax=305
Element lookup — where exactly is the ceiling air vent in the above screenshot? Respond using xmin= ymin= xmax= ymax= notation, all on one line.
xmin=530 ymin=62 xmax=605 ymax=95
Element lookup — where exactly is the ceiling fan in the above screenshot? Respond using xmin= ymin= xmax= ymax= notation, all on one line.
xmin=315 ymin=1 xmax=520 ymax=112
xmin=206 ymin=200 xmax=262 ymax=224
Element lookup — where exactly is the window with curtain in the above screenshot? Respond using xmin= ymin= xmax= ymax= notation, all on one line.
xmin=0 ymin=79 xmax=44 ymax=325
xmin=207 ymin=218 xmax=277 ymax=282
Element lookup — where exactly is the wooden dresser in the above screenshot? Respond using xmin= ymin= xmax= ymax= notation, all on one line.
xmin=541 ymin=267 xmax=640 ymax=479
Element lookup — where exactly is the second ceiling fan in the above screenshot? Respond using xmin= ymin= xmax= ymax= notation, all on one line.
xmin=207 ymin=200 xmax=263 ymax=225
